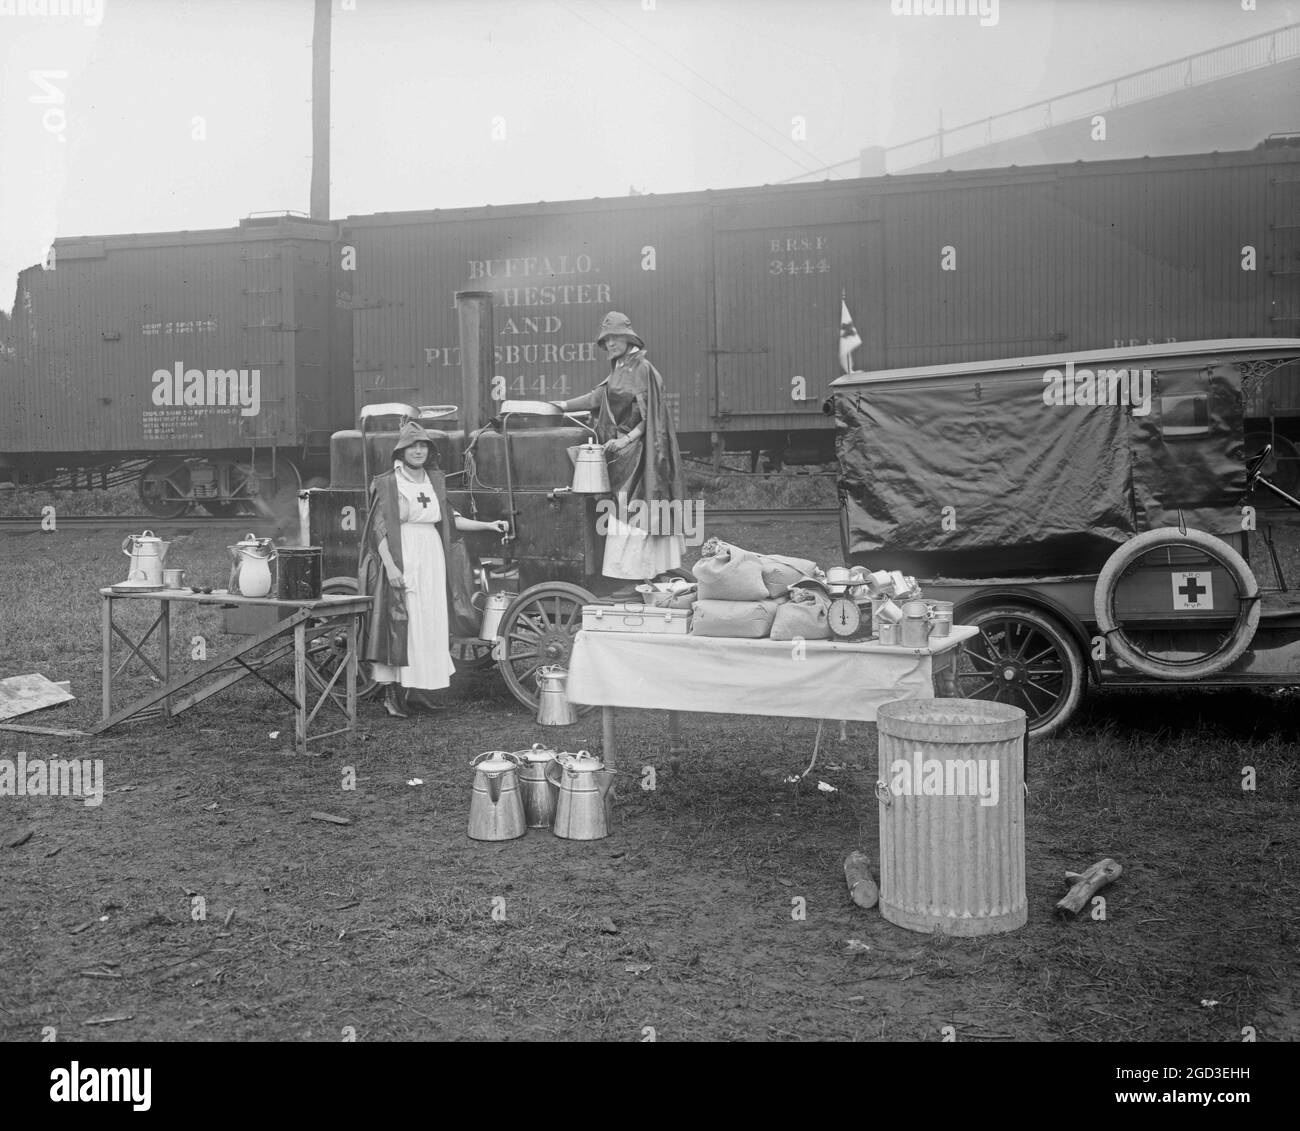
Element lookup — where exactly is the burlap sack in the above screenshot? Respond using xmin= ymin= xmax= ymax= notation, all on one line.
xmin=770 ymin=590 xmax=832 ymax=640
xmin=692 ymin=546 xmax=769 ymax=601
xmin=688 ymin=598 xmax=786 ymax=639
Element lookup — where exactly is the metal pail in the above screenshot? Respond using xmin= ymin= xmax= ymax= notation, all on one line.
xmin=875 ymin=698 xmax=1027 ymax=936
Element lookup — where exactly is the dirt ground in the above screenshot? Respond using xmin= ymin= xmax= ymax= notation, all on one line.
xmin=1 ymin=522 xmax=1298 ymax=1043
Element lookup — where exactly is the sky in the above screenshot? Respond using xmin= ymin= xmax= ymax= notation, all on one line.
xmin=1 ymin=0 xmax=1298 ymax=311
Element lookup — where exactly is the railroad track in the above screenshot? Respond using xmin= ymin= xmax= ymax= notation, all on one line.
xmin=0 ymin=514 xmax=283 ymax=531
xmin=0 ymin=506 xmax=838 ymax=531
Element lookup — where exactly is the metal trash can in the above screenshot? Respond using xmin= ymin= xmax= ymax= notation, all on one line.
xmin=875 ymin=698 xmax=1027 ymax=936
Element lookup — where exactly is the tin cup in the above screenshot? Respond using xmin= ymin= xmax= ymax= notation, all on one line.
xmin=826 ymin=566 xmax=852 ymax=593
xmin=163 ymin=568 xmax=186 ymax=589
xmin=877 ymin=621 xmax=900 ymax=646
xmin=875 ymin=598 xmax=903 ymax=625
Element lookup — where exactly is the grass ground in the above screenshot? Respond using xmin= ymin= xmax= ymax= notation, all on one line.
xmin=1 ymin=511 xmax=1297 ymax=1043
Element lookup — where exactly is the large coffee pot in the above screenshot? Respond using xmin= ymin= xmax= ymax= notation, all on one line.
xmin=570 ymin=441 xmax=611 ymax=494
xmin=120 ymin=530 xmax=171 ymax=588
xmin=546 ymin=750 xmax=617 ymax=840
xmin=515 ymin=743 xmax=560 ymax=828
xmin=468 ymin=751 xmax=527 ymax=841
xmin=228 ymin=533 xmax=276 ymax=597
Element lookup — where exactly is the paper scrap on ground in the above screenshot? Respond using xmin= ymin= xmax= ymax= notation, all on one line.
xmin=0 ymin=674 xmax=75 ymax=721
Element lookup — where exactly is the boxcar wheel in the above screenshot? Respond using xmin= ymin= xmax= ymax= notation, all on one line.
xmin=498 ymin=581 xmax=596 ymax=714
xmin=957 ymin=605 xmax=1085 ymax=737
xmin=138 ymin=458 xmax=191 ymax=518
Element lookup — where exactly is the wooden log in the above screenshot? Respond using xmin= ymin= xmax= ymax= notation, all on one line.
xmin=1055 ymin=857 xmax=1122 ymax=916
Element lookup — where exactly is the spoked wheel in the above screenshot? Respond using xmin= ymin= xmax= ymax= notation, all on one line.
xmin=138 ymin=458 xmax=192 ymax=518
xmin=497 ymin=581 xmax=596 ymax=714
xmin=304 ymin=577 xmax=379 ymax=701
xmin=956 ymin=605 xmax=1085 ymax=738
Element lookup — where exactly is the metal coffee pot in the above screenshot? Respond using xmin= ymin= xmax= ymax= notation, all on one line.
xmin=228 ymin=533 xmax=276 ymax=597
xmin=474 ymin=591 xmax=514 ymax=642
xmin=119 ymin=530 xmax=171 ymax=588
xmin=570 ymin=440 xmax=611 ymax=494
xmin=546 ymin=750 xmax=617 ymax=840
xmin=468 ymin=750 xmax=527 ymax=841
xmin=536 ymin=664 xmax=577 ymax=726
xmin=515 ymin=743 xmax=560 ymax=828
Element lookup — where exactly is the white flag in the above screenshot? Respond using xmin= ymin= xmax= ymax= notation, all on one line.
xmin=839 ymin=299 xmax=862 ymax=374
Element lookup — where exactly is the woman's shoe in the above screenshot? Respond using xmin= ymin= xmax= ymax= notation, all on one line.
xmin=383 ymin=684 xmax=409 ymax=718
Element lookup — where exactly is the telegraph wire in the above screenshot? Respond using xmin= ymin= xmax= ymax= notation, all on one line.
xmin=588 ymin=0 xmax=843 ymax=179
xmin=552 ymin=0 xmax=833 ymax=180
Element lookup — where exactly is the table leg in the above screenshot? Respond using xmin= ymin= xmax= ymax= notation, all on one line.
xmin=346 ymin=613 xmax=358 ymax=736
xmin=159 ymin=600 xmax=171 ymax=718
xmin=667 ymin=709 xmax=682 ymax=753
xmin=294 ymin=619 xmax=308 ymax=755
xmin=602 ymin=706 xmax=615 ymax=768
xmin=101 ymin=596 xmax=112 ymax=721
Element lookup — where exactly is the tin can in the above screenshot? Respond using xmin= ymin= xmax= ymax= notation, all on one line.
xmin=877 ymin=621 xmax=900 ymax=646
xmin=928 ymin=600 xmax=954 ymax=637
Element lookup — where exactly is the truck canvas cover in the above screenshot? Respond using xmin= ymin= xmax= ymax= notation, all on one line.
xmin=829 ymin=341 xmax=1300 ymax=578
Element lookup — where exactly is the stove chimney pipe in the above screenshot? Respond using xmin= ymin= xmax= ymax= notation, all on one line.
xmin=455 ymin=290 xmax=496 ymax=436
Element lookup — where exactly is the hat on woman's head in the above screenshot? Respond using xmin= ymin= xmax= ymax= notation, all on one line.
xmin=392 ymin=421 xmax=438 ymax=461
xmin=595 ymin=311 xmax=645 ymax=349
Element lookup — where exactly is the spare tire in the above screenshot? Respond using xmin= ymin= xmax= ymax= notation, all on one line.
xmin=1093 ymin=527 xmax=1260 ymax=680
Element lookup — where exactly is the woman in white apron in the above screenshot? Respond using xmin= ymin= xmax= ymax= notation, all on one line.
xmin=359 ymin=423 xmax=508 ymax=717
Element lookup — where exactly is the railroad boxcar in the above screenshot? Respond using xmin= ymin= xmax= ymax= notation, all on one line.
xmin=4 ymin=144 xmax=1299 ymax=498
xmin=340 ymin=145 xmax=1300 ymax=466
xmin=830 ymin=337 xmax=1300 ymax=736
xmin=0 ymin=215 xmax=350 ymax=516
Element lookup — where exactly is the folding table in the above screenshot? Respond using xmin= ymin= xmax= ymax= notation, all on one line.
xmin=95 ymin=588 xmax=371 ymax=755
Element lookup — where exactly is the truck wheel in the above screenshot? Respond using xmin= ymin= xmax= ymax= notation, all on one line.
xmin=956 ymin=605 xmax=1085 ymax=737
xmin=1093 ymin=527 xmax=1260 ymax=680
xmin=497 ymin=582 xmax=596 ymax=714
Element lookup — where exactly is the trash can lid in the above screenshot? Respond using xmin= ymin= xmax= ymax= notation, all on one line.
xmin=876 ymin=698 xmax=1027 ymax=743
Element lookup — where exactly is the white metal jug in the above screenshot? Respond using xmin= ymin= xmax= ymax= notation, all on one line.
xmin=120 ymin=530 xmax=171 ymax=588
xmin=228 ymin=533 xmax=276 ymax=597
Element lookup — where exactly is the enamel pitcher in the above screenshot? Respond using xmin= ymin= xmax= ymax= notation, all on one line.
xmin=228 ymin=533 xmax=276 ymax=598
xmin=468 ymin=751 xmax=527 ymax=841
xmin=546 ymin=750 xmax=617 ymax=840
xmin=120 ymin=530 xmax=171 ymax=587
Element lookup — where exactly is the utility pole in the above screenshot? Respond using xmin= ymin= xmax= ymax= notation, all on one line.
xmin=310 ymin=0 xmax=331 ymax=220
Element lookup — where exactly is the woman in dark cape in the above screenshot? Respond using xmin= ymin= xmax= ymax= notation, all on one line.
xmin=553 ymin=311 xmax=686 ymax=589
xmin=358 ymin=422 xmax=507 ymax=717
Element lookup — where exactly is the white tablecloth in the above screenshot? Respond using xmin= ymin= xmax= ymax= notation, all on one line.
xmin=566 ymin=626 xmax=976 ymax=722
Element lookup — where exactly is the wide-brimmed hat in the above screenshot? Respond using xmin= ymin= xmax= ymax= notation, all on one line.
xmin=595 ymin=311 xmax=645 ymax=349
xmin=392 ymin=421 xmax=438 ymax=460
